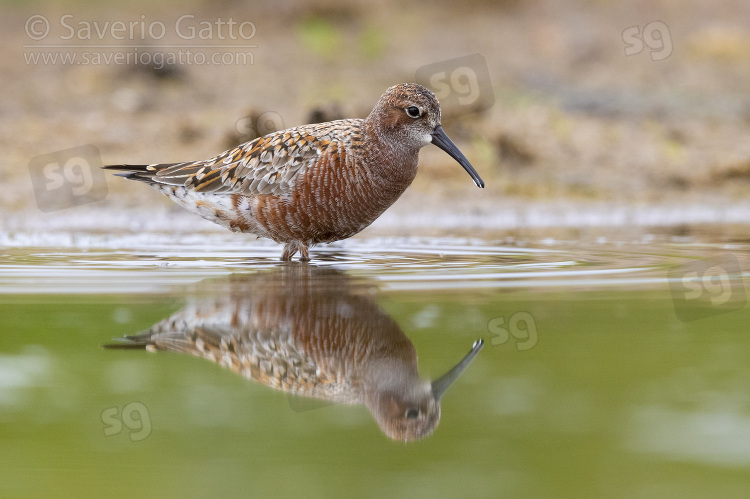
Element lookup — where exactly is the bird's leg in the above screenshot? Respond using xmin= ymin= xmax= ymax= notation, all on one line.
xmin=281 ymin=242 xmax=298 ymax=261
xmin=299 ymin=243 xmax=310 ymax=262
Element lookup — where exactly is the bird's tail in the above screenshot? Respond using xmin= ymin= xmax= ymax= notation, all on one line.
xmin=102 ymin=164 xmax=180 ymax=182
xmin=101 ymin=332 xmax=154 ymax=350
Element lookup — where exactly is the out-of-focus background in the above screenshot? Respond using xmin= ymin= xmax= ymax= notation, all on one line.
xmin=4 ymin=0 xmax=750 ymax=235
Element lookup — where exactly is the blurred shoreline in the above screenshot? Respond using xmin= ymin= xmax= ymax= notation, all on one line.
xmin=4 ymin=200 xmax=750 ymax=248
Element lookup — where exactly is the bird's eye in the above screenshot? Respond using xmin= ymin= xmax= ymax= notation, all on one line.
xmin=405 ymin=408 xmax=419 ymax=419
xmin=405 ymin=106 xmax=421 ymax=118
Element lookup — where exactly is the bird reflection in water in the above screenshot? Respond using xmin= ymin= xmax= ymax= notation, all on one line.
xmin=106 ymin=266 xmax=483 ymax=442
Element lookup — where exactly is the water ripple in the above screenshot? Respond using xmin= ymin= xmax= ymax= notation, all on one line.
xmin=2 ymin=234 xmax=747 ymax=295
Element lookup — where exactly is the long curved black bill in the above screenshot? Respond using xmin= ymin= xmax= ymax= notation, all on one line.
xmin=431 ymin=339 xmax=484 ymax=400
xmin=431 ymin=125 xmax=485 ymax=188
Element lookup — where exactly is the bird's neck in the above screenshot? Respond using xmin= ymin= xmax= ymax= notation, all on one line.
xmin=361 ymin=118 xmax=420 ymax=186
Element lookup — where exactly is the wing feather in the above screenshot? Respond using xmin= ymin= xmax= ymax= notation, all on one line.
xmin=105 ymin=119 xmax=363 ymax=196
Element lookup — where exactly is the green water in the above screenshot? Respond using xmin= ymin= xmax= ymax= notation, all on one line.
xmin=1 ymin=238 xmax=749 ymax=498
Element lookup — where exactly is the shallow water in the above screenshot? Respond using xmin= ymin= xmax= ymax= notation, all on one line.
xmin=2 ymin=234 xmax=750 ymax=498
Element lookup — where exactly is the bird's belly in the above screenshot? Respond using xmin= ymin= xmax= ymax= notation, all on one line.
xmin=251 ymin=165 xmax=414 ymax=244
xmin=156 ymin=164 xmax=413 ymax=245
xmin=252 ymin=191 xmax=381 ymax=244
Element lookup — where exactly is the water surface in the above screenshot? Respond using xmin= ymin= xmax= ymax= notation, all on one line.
xmin=1 ymin=234 xmax=749 ymax=498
